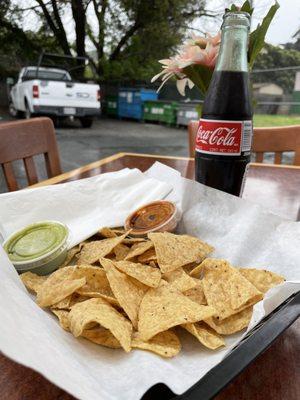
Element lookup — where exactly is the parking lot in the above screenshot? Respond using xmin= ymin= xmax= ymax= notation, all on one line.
xmin=0 ymin=114 xmax=189 ymax=193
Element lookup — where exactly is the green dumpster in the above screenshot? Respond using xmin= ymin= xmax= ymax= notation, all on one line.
xmin=143 ymin=100 xmax=178 ymax=125
xmin=290 ymin=91 xmax=300 ymax=114
xmin=143 ymin=101 xmax=164 ymax=122
xmin=105 ymin=95 xmax=118 ymax=117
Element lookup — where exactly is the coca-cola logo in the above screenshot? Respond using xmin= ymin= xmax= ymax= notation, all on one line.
xmin=195 ymin=119 xmax=243 ymax=155
xmin=197 ymin=126 xmax=238 ymax=147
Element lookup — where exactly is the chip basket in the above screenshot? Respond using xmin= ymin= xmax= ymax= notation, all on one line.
xmin=141 ymin=291 xmax=300 ymax=400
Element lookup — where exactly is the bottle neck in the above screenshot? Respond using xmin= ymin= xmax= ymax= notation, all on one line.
xmin=216 ymin=25 xmax=249 ymax=72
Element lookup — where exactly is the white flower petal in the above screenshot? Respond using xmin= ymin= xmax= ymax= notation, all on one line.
xmin=176 ymin=78 xmax=188 ymax=96
xmin=151 ymin=70 xmax=166 ymax=83
xmin=157 ymin=74 xmax=173 ymax=92
xmin=187 ymin=79 xmax=195 ymax=89
xmin=178 ymin=60 xmax=193 ymax=68
xmin=158 ymin=59 xmax=172 ymax=65
xmin=162 ymin=72 xmax=173 ymax=81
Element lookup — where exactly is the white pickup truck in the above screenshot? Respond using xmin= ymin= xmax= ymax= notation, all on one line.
xmin=9 ymin=66 xmax=101 ymax=127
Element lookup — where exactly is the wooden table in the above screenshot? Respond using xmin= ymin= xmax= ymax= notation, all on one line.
xmin=1 ymin=152 xmax=299 ymax=400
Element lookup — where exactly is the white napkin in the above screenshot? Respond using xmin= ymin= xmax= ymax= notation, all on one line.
xmin=0 ymin=167 xmax=172 ymax=246
xmin=0 ymin=162 xmax=299 ymax=400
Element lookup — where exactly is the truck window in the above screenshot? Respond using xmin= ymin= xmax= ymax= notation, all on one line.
xmin=23 ymin=69 xmax=71 ymax=81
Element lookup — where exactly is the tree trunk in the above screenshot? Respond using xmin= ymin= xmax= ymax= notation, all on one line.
xmin=71 ymin=0 xmax=86 ymax=79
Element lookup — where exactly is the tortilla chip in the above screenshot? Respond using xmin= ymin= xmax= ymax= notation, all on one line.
xmin=69 ymin=293 xmax=90 ymax=307
xmin=101 ymin=258 xmax=148 ymax=328
xmin=81 ymin=327 xmax=121 ymax=348
xmin=183 ymin=280 xmax=207 ymax=305
xmin=74 ymin=265 xmax=110 ymax=293
xmin=138 ymin=281 xmax=216 ymax=341
xmin=201 ymin=259 xmax=263 ymax=320
xmin=52 ymin=295 xmax=72 ymax=309
xmin=122 ymin=238 xmax=146 ymax=245
xmin=114 ymin=243 xmax=130 ymax=261
xmin=77 ymin=234 xmax=126 ymax=264
xmin=36 ymin=267 xmax=86 ymax=307
xmin=69 ymin=297 xmax=132 ymax=352
xmin=51 ymin=309 xmax=70 ymax=331
xmin=164 ymin=267 xmax=197 ymax=292
xmin=60 ymin=246 xmax=80 ymax=267
xmin=112 ymin=228 xmax=126 ymax=236
xmin=149 ymin=261 xmax=158 ymax=268
xmin=66 ymin=265 xmax=119 ymax=305
xmin=182 ymin=322 xmax=225 ymax=349
xmin=52 ymin=293 xmax=89 ymax=310
xmin=98 ymin=227 xmax=117 ymax=238
xmin=137 ymin=248 xmax=157 ymax=263
xmin=132 ymin=330 xmax=181 ymax=358
xmin=239 ymin=268 xmax=285 ymax=294
xmin=182 ymin=262 xmax=199 ymax=274
xmin=125 ymin=241 xmax=154 ymax=260
xmin=189 ymin=263 xmax=205 ymax=278
xmin=205 ymin=307 xmax=253 ymax=335
xmin=114 ymin=260 xmax=161 ymax=288
xmin=20 ymin=272 xmax=47 ymax=294
xmin=148 ymin=232 xmax=214 ymax=273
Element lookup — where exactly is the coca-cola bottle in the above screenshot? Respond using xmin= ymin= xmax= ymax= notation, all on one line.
xmin=195 ymin=12 xmax=253 ymax=196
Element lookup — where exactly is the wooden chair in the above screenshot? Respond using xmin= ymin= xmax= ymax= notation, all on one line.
xmin=188 ymin=121 xmax=300 ymax=165
xmin=0 ymin=117 xmax=62 ymax=191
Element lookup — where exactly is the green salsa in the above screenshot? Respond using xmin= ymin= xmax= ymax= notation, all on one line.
xmin=4 ymin=221 xmax=68 ymax=262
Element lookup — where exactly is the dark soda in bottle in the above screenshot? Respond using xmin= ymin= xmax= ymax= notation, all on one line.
xmin=195 ymin=12 xmax=253 ymax=196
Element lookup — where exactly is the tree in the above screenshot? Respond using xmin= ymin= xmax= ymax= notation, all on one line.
xmin=253 ymin=44 xmax=300 ymax=93
xmin=284 ymin=27 xmax=300 ymax=52
xmin=2 ymin=0 xmax=212 ymax=82
xmin=0 ymin=1 xmax=60 ymax=76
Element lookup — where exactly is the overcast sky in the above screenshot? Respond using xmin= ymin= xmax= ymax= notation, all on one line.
xmin=19 ymin=0 xmax=300 ymax=47
xmin=264 ymin=0 xmax=300 ymax=44
xmin=197 ymin=0 xmax=300 ymax=45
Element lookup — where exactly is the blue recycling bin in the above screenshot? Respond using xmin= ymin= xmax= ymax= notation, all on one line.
xmin=118 ymin=88 xmax=158 ymax=120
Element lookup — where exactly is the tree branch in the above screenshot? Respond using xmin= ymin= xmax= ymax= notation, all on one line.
xmin=51 ymin=0 xmax=72 ymax=55
xmin=92 ymin=0 xmax=108 ymax=59
xmin=35 ymin=0 xmax=71 ymax=55
xmin=71 ymin=0 xmax=86 ymax=57
xmin=109 ymin=22 xmax=141 ymax=61
xmin=86 ymin=22 xmax=100 ymax=51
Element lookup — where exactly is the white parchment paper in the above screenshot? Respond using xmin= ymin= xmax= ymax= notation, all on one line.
xmin=0 ymin=162 xmax=299 ymax=400
xmin=0 ymin=167 xmax=172 ymax=246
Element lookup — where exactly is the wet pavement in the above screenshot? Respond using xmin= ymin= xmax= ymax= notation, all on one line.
xmin=0 ymin=115 xmax=189 ymax=193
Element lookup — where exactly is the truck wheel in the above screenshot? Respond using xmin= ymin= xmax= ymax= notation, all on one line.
xmin=25 ymin=101 xmax=32 ymax=119
xmin=80 ymin=117 xmax=93 ymax=128
xmin=9 ymin=102 xmax=22 ymax=118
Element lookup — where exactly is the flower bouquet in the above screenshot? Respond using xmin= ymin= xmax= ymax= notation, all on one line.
xmin=152 ymin=1 xmax=279 ymax=96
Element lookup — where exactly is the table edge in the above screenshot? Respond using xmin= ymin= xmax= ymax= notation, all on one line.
xmin=30 ymin=152 xmax=300 ymax=188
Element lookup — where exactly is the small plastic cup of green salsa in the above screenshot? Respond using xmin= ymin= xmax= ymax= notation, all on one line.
xmin=3 ymin=221 xmax=69 ymax=275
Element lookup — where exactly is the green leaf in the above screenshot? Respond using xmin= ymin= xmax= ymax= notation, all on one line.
xmin=248 ymin=1 xmax=280 ymax=68
xmin=240 ymin=1 xmax=254 ymax=16
xmin=182 ymin=64 xmax=213 ymax=96
xmin=227 ymin=1 xmax=254 ymax=15
xmin=225 ymin=4 xmax=239 ymax=13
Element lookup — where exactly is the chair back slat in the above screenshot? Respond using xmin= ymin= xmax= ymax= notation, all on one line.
xmin=23 ymin=156 xmax=38 ymax=185
xmin=44 ymin=151 xmax=61 ymax=178
xmin=255 ymin=152 xmax=264 ymax=163
xmin=274 ymin=152 xmax=282 ymax=164
xmin=187 ymin=121 xmax=300 ymax=166
xmin=2 ymin=162 xmax=19 ymax=191
xmin=0 ymin=117 xmax=62 ymax=191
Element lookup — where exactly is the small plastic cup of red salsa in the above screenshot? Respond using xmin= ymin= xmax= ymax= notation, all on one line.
xmin=125 ymin=200 xmax=179 ymax=237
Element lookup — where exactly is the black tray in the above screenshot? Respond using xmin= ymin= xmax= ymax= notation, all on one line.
xmin=142 ymin=291 xmax=300 ymax=400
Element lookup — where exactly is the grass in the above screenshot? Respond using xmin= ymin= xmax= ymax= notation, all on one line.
xmin=253 ymin=114 xmax=300 ymax=127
